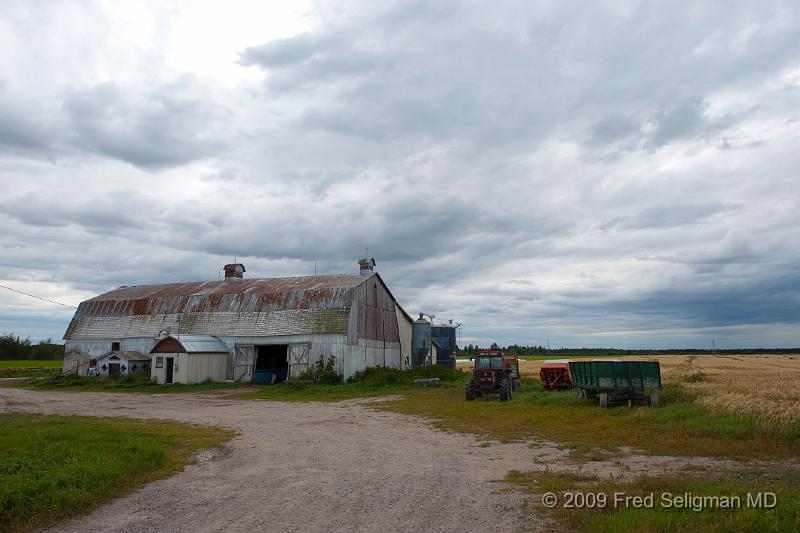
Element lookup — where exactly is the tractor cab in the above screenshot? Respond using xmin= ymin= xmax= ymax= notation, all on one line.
xmin=466 ymin=349 xmax=514 ymax=401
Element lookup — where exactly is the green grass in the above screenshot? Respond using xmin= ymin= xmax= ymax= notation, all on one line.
xmin=243 ymin=366 xmax=464 ymax=402
xmin=0 ymin=361 xmax=61 ymax=379
xmin=0 ymin=413 xmax=234 ymax=532
xmin=0 ymin=360 xmax=61 ymax=369
xmin=503 ymin=468 xmax=800 ymax=532
xmin=12 ymin=373 xmax=250 ymax=394
xmin=377 ymin=378 xmax=799 ymax=460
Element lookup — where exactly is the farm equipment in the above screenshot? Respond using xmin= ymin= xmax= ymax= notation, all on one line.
xmin=504 ymin=355 xmax=521 ymax=391
xmin=539 ymin=359 xmax=573 ymax=390
xmin=570 ymin=360 xmax=661 ymax=407
xmin=465 ymin=349 xmax=514 ymax=401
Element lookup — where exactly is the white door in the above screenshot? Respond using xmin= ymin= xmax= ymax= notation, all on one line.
xmin=233 ymin=345 xmax=255 ymax=382
xmin=288 ymin=344 xmax=310 ymax=379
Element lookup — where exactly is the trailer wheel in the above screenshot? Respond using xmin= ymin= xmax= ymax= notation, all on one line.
xmin=650 ymin=391 xmax=659 ymax=407
xmin=500 ymin=379 xmax=510 ymax=402
xmin=599 ymin=393 xmax=608 ymax=408
xmin=465 ymin=380 xmax=475 ymax=401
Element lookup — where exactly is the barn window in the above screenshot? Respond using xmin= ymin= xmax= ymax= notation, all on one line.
xmin=155 ymin=356 xmax=164 ymax=368
xmin=111 ymin=342 xmax=120 ymax=351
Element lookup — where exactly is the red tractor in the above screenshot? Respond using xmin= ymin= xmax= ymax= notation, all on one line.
xmin=504 ymin=355 xmax=522 ymax=391
xmin=465 ymin=349 xmax=515 ymax=401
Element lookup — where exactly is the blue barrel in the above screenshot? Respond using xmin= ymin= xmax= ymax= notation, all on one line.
xmin=253 ymin=370 xmax=275 ymax=384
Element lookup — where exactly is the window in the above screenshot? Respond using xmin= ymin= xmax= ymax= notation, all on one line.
xmin=476 ymin=357 xmax=491 ymax=369
xmin=111 ymin=342 xmax=120 ymax=351
xmin=155 ymin=356 xmax=164 ymax=369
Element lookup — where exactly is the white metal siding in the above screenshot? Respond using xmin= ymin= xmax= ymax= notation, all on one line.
xmin=395 ymin=305 xmax=412 ymax=369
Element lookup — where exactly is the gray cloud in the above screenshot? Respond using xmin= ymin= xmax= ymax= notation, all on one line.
xmin=0 ymin=0 xmax=799 ymax=347
xmin=64 ymin=80 xmax=232 ymax=169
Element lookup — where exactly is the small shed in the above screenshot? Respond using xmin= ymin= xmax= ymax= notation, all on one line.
xmin=150 ymin=335 xmax=229 ymax=384
xmin=95 ymin=351 xmax=150 ymax=377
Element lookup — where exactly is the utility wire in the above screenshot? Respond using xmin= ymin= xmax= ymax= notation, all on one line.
xmin=0 ymin=283 xmax=78 ymax=309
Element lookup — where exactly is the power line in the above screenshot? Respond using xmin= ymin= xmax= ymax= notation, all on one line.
xmin=0 ymin=283 xmax=78 ymax=309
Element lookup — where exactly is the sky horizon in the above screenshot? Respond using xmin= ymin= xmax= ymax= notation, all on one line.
xmin=1 ymin=1 xmax=798 ymax=349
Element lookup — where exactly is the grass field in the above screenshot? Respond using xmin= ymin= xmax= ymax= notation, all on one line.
xmin=15 ymin=373 xmax=251 ymax=394
xmin=378 ymin=378 xmax=799 ymax=459
xmin=0 ymin=361 xmax=61 ymax=379
xmin=515 ymin=354 xmax=800 ymax=431
xmin=0 ymin=360 xmax=61 ymax=369
xmin=244 ymin=365 xmax=463 ymax=402
xmin=0 ymin=413 xmax=233 ymax=532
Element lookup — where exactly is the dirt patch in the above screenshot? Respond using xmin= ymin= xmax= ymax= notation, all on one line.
xmin=0 ymin=387 xmax=777 ymax=532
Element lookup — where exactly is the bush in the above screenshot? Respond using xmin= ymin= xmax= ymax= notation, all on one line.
xmin=296 ymin=355 xmax=343 ymax=384
xmin=347 ymin=365 xmax=462 ymax=386
xmin=116 ymin=372 xmax=156 ymax=387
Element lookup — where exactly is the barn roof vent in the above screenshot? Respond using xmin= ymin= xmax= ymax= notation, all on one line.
xmin=223 ymin=263 xmax=245 ymax=281
xmin=359 ymin=258 xmax=376 ymax=276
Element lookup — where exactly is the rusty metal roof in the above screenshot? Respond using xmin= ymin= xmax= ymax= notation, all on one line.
xmin=65 ymin=274 xmax=370 ymax=340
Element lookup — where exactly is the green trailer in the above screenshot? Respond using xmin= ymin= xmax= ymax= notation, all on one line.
xmin=569 ymin=360 xmax=662 ymax=407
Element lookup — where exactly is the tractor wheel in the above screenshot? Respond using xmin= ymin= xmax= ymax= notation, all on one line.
xmin=500 ymin=379 xmax=510 ymax=402
xmin=599 ymin=393 xmax=608 ymax=408
xmin=465 ymin=380 xmax=475 ymax=401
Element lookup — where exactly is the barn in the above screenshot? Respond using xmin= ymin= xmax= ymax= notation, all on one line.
xmin=63 ymin=259 xmax=414 ymax=382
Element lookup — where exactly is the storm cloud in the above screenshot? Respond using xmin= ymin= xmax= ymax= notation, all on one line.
xmin=1 ymin=0 xmax=798 ymax=348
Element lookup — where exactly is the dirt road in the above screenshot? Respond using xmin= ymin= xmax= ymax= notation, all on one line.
xmin=0 ymin=388 xmax=748 ymax=532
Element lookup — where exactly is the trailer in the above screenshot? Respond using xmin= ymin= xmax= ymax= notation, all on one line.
xmin=539 ymin=359 xmax=573 ymax=390
xmin=569 ymin=360 xmax=661 ymax=407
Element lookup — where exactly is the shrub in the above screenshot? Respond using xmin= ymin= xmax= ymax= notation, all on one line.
xmin=347 ymin=365 xmax=462 ymax=386
xmin=116 ymin=372 xmax=156 ymax=387
xmin=297 ymin=355 xmax=343 ymax=384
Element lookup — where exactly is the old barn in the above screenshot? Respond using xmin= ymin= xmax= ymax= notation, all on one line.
xmin=63 ymin=259 xmax=414 ymax=382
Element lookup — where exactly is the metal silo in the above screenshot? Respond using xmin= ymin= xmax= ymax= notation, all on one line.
xmin=431 ymin=320 xmax=458 ymax=370
xmin=411 ymin=314 xmax=432 ymax=367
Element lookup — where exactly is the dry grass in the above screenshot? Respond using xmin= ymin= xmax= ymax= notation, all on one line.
xmin=659 ymin=355 xmax=800 ymax=426
xmin=512 ymin=354 xmax=800 ymax=428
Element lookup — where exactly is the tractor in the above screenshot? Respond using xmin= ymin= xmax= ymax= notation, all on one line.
xmin=504 ymin=355 xmax=522 ymax=391
xmin=465 ymin=349 xmax=514 ymax=401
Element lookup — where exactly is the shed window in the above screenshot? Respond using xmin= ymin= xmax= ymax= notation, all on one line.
xmin=155 ymin=356 xmax=164 ymax=369
xmin=111 ymin=342 xmax=120 ymax=351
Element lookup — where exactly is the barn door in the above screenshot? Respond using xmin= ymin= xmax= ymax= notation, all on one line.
xmin=287 ymin=344 xmax=310 ymax=380
xmin=233 ymin=345 xmax=255 ymax=382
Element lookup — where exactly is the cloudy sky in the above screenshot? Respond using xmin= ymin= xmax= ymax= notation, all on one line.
xmin=1 ymin=0 xmax=798 ymax=348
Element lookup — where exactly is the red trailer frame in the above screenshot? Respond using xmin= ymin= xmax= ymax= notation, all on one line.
xmin=539 ymin=359 xmax=573 ymax=390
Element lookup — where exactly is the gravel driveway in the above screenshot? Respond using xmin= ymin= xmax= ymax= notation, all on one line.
xmin=0 ymin=387 xmax=749 ymax=532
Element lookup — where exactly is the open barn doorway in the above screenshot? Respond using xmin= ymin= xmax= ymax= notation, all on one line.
xmin=254 ymin=345 xmax=289 ymax=384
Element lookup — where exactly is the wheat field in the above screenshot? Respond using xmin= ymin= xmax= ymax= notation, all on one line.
xmin=515 ymin=355 xmax=800 ymax=426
